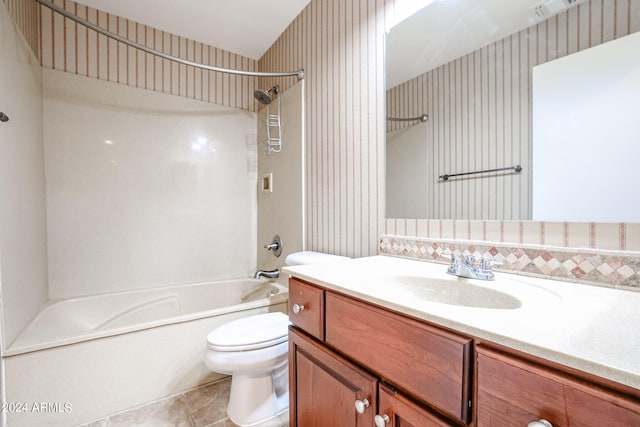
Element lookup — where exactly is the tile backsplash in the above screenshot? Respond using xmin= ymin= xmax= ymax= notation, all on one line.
xmin=380 ymin=233 xmax=640 ymax=291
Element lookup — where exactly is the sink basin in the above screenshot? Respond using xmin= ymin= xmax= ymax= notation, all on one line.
xmin=391 ymin=276 xmax=522 ymax=309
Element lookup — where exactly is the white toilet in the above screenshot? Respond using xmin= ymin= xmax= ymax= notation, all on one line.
xmin=204 ymin=312 xmax=290 ymax=426
xmin=204 ymin=251 xmax=349 ymax=426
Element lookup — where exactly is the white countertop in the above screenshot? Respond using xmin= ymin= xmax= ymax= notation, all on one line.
xmin=283 ymin=255 xmax=640 ymax=390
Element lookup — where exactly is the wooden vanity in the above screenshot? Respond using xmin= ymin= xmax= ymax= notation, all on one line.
xmin=287 ymin=273 xmax=640 ymax=426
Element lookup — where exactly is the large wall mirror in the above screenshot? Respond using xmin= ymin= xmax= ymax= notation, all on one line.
xmin=385 ymin=0 xmax=640 ymax=221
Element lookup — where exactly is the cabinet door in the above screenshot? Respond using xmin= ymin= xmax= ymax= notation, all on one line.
xmin=289 ymin=327 xmax=377 ymax=427
xmin=325 ymin=291 xmax=473 ymax=423
xmin=376 ymin=383 xmax=453 ymax=427
xmin=477 ymin=346 xmax=640 ymax=427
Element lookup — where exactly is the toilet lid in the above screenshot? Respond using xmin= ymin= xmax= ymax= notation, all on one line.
xmin=206 ymin=312 xmax=290 ymax=351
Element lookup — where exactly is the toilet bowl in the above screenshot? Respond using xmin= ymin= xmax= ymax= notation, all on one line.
xmin=204 ymin=312 xmax=290 ymax=426
xmin=204 ymin=251 xmax=350 ymax=425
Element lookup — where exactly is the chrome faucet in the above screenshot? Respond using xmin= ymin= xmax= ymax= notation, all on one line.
xmin=254 ymin=269 xmax=280 ymax=279
xmin=446 ymin=254 xmax=500 ymax=281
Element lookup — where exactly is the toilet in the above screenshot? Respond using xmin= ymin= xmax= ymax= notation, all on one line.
xmin=204 ymin=251 xmax=349 ymax=426
xmin=204 ymin=312 xmax=290 ymax=426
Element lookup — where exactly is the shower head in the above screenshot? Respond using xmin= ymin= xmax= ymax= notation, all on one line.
xmin=254 ymin=85 xmax=280 ymax=105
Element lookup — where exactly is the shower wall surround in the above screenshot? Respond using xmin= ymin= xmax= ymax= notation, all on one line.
xmin=1 ymin=0 xmax=261 ymax=303
xmin=0 ymin=0 xmax=48 ymax=348
xmin=43 ymin=69 xmax=257 ymax=299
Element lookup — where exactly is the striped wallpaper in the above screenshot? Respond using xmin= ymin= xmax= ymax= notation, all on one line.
xmin=259 ymin=0 xmax=392 ymax=258
xmin=6 ymin=0 xmax=639 ymax=255
xmin=3 ymin=0 xmax=40 ymax=57
xmin=386 ymin=0 xmax=640 ymax=221
xmin=38 ymin=0 xmax=259 ymax=112
xmin=385 ymin=219 xmax=640 ymax=252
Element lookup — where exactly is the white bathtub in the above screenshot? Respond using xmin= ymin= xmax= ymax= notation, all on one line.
xmin=8 ymin=278 xmax=287 ymax=355
xmin=3 ymin=278 xmax=289 ymax=426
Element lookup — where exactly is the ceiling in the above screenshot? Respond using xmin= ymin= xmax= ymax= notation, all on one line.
xmin=386 ymin=0 xmax=582 ymax=88
xmin=74 ymin=0 xmax=311 ymax=60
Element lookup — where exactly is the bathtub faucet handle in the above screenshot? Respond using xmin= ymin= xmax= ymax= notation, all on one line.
xmin=263 ymin=235 xmax=283 ymax=257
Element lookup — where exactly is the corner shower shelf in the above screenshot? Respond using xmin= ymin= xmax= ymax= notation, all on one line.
xmin=264 ymin=114 xmax=282 ymax=154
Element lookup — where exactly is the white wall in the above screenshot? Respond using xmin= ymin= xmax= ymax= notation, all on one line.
xmin=43 ymin=69 xmax=258 ymax=299
xmin=0 ymin=1 xmax=48 ymax=348
xmin=533 ymin=31 xmax=640 ymax=222
xmin=386 ymin=122 xmax=429 ymax=218
xmin=257 ymin=81 xmax=305 ymax=278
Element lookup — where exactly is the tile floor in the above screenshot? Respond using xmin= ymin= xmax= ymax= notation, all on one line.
xmin=80 ymin=378 xmax=289 ymax=427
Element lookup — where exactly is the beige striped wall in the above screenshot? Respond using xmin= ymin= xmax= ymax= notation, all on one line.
xmin=386 ymin=0 xmax=640 ymax=221
xmin=259 ymin=0 xmax=392 ymax=258
xmin=38 ymin=0 xmax=259 ymax=112
xmin=3 ymin=0 xmax=40 ymax=57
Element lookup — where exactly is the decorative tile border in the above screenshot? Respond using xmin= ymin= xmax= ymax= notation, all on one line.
xmin=379 ymin=234 xmax=640 ymax=291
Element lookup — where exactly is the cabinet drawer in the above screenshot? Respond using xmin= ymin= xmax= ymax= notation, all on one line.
xmin=289 ymin=278 xmax=324 ymax=340
xmin=477 ymin=346 xmax=640 ymax=427
xmin=325 ymin=291 xmax=473 ymax=424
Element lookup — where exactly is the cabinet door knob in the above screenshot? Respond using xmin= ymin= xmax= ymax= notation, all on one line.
xmin=374 ymin=414 xmax=390 ymax=427
xmin=354 ymin=398 xmax=370 ymax=414
xmin=292 ymin=303 xmax=305 ymax=314
xmin=528 ymin=420 xmax=553 ymax=427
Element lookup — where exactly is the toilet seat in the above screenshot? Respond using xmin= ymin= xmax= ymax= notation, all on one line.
xmin=207 ymin=312 xmax=290 ymax=352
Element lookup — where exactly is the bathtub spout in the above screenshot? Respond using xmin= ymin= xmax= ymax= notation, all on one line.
xmin=254 ymin=269 xmax=279 ymax=279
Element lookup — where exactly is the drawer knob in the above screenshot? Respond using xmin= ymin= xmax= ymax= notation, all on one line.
xmin=528 ymin=420 xmax=553 ymax=427
xmin=354 ymin=398 xmax=370 ymax=414
xmin=374 ymin=414 xmax=390 ymax=427
xmin=292 ymin=303 xmax=305 ymax=314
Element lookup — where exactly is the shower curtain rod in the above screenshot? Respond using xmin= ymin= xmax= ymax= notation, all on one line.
xmin=35 ymin=0 xmax=305 ymax=80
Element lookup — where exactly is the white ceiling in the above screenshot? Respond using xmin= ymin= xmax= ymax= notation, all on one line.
xmin=386 ymin=0 xmax=582 ymax=88
xmin=74 ymin=0 xmax=311 ymax=60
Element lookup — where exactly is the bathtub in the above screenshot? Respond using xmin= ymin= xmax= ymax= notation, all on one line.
xmin=3 ymin=278 xmax=289 ymax=426
xmin=8 ymin=278 xmax=287 ymax=355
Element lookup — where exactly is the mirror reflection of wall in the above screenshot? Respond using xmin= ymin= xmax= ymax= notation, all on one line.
xmin=386 ymin=121 xmax=429 ymax=218
xmin=385 ymin=0 xmax=640 ymax=221
xmin=532 ymin=30 xmax=640 ymax=223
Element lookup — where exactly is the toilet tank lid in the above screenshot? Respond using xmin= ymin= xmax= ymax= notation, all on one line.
xmin=285 ymin=251 xmax=350 ymax=266
xmin=207 ymin=312 xmax=290 ymax=351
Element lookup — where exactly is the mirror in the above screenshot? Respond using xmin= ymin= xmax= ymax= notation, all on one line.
xmin=385 ymin=0 xmax=640 ymax=221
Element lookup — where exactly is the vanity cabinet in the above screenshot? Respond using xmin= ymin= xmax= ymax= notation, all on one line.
xmin=288 ymin=276 xmax=640 ymax=427
xmin=476 ymin=346 xmax=640 ymax=427
xmin=288 ymin=277 xmax=472 ymax=426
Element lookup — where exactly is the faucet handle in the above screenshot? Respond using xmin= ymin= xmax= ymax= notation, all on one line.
xmin=480 ymin=257 xmax=502 ymax=270
xmin=263 ymin=235 xmax=283 ymax=257
xmin=465 ymin=255 xmax=478 ymax=265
